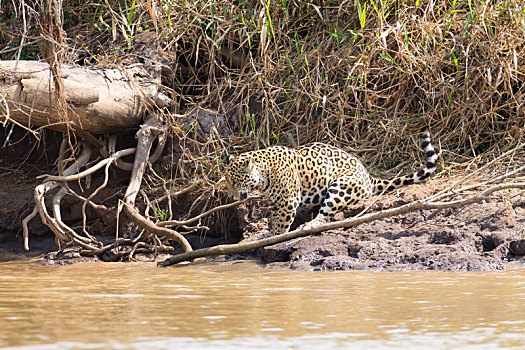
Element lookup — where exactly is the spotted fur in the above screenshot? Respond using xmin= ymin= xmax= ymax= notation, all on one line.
xmin=224 ymin=132 xmax=437 ymax=235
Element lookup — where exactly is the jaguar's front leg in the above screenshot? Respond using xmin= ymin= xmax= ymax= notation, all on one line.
xmin=268 ymin=195 xmax=300 ymax=236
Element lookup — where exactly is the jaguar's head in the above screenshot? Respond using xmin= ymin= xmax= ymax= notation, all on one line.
xmin=224 ymin=154 xmax=261 ymax=200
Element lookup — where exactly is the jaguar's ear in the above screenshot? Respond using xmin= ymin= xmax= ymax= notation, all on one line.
xmin=223 ymin=154 xmax=235 ymax=166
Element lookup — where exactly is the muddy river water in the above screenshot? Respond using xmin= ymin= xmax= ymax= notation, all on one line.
xmin=1 ymin=260 xmax=525 ymax=349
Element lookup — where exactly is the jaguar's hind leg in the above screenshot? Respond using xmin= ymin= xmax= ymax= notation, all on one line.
xmin=299 ymin=176 xmax=372 ymax=230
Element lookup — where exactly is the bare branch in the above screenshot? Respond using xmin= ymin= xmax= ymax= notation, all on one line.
xmin=123 ymin=203 xmax=193 ymax=252
xmin=165 ymin=178 xmax=205 ymax=199
xmin=426 ymin=142 xmax=524 ymax=202
xmin=38 ymin=148 xmax=136 ymax=182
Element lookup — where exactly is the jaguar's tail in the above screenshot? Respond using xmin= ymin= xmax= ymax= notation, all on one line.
xmin=371 ymin=131 xmax=437 ymax=195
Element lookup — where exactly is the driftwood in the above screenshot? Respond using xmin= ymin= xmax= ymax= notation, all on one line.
xmin=0 ymin=60 xmax=172 ymax=142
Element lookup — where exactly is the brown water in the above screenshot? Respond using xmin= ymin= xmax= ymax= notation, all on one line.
xmin=1 ymin=260 xmax=525 ymax=349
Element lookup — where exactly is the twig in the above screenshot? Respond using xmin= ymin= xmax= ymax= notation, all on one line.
xmin=80 ymin=239 xmax=135 ymax=256
xmin=150 ymin=179 xmax=205 ymax=205
xmin=63 ymin=182 xmax=109 ymax=211
xmin=146 ymin=163 xmax=173 ymax=220
xmin=157 ymin=195 xmax=262 ymax=227
xmin=428 ymin=163 xmax=525 ymax=203
xmin=10 ymin=0 xmax=28 ymax=85
xmin=81 ymin=160 xmax=112 ymax=236
xmin=426 ymin=142 xmax=524 ymax=202
xmin=123 ymin=203 xmax=193 ymax=252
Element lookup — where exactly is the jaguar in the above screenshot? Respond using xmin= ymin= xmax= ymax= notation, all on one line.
xmin=224 ymin=132 xmax=437 ymax=235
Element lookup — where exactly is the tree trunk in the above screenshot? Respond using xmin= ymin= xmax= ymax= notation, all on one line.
xmin=0 ymin=60 xmax=172 ymax=139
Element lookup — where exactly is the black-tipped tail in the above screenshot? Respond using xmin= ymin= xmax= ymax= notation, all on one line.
xmin=372 ymin=131 xmax=437 ymax=194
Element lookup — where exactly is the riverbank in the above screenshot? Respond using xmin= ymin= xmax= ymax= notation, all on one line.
xmin=3 ymin=162 xmax=523 ymax=271
xmin=248 ymin=176 xmax=525 ymax=271
xmin=1 ymin=1 xmax=524 ymax=271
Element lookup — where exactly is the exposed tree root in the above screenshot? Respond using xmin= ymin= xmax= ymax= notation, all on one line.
xmin=119 ymin=117 xmax=192 ymax=254
xmin=23 ymin=143 xmax=94 ymax=250
xmin=121 ymin=204 xmax=192 ymax=253
xmin=22 ymin=116 xmax=195 ymax=258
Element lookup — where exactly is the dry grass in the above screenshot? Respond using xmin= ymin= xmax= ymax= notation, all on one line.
xmin=2 ymin=1 xmax=523 ymax=164
xmin=1 ymin=1 xmax=524 ymax=237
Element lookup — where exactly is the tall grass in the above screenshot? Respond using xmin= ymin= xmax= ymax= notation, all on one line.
xmin=1 ymin=0 xmax=524 ymax=169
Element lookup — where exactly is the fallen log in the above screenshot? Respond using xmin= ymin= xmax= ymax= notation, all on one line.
xmin=0 ymin=60 xmax=172 ymax=141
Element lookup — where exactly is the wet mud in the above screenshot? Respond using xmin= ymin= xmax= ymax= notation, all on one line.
xmin=237 ymin=177 xmax=525 ymax=271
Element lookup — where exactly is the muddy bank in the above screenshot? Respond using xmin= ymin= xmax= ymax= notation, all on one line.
xmin=1 ymin=135 xmax=524 ymax=272
xmin=4 ymin=177 xmax=525 ymax=271
xmin=237 ymin=177 xmax=525 ymax=272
